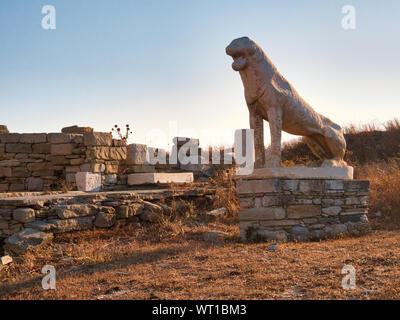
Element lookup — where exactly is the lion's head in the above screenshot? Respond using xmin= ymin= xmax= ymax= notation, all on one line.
xmin=225 ymin=37 xmax=257 ymax=71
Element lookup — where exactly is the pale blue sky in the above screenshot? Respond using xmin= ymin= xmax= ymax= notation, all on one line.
xmin=0 ymin=0 xmax=399 ymax=149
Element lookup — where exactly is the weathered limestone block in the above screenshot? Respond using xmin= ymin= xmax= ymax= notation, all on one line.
xmin=239 ymin=207 xmax=285 ymax=221
xmin=26 ymin=177 xmax=44 ymax=191
xmin=236 ymin=179 xmax=279 ymax=195
xmin=13 ymin=208 xmax=35 ymax=223
xmin=325 ymin=224 xmax=347 ymax=237
xmin=51 ymin=143 xmax=74 ymax=156
xmin=322 ymin=206 xmax=342 ymax=216
xmin=116 ymin=203 xmax=144 ymax=219
xmin=127 ymin=172 xmax=193 ymax=185
xmin=126 ymin=144 xmax=148 ymax=165
xmin=287 ymin=205 xmax=321 ymax=218
xmin=20 ymin=133 xmax=47 ymax=144
xmin=48 ymin=133 xmax=73 ymax=144
xmin=75 ymin=172 xmax=102 ymax=192
xmin=0 ymin=167 xmax=12 ymax=178
xmin=55 ymin=204 xmax=98 ymax=219
xmin=6 ymin=144 xmax=32 ymax=153
xmin=239 ymin=197 xmax=254 ymax=208
xmin=4 ymin=228 xmax=53 ymax=255
xmin=46 ymin=217 xmax=94 ymax=233
xmin=83 ymin=132 xmax=112 ymax=147
xmin=94 ymin=211 xmax=116 ymax=228
xmin=0 ymin=133 xmax=20 ymax=143
xmin=32 ymin=143 xmax=51 ymax=154
xmin=62 ymin=125 xmax=93 ymax=134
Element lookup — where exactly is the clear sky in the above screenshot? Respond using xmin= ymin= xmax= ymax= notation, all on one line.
xmin=0 ymin=0 xmax=399 ymax=150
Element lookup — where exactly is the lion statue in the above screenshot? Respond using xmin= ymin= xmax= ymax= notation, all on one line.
xmin=226 ymin=36 xmax=347 ymax=168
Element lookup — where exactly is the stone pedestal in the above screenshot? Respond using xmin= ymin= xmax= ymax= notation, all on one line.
xmin=236 ymin=176 xmax=370 ymax=242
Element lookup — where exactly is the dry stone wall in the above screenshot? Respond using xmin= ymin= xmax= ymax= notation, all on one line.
xmin=0 ymin=132 xmax=127 ymax=192
xmin=237 ymin=178 xmax=371 ymax=242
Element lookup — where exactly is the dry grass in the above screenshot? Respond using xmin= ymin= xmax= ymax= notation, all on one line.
xmin=357 ymin=160 xmax=400 ymax=228
xmin=1 ymin=221 xmax=400 ymax=300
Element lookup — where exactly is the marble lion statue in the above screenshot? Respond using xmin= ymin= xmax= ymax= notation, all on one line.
xmin=226 ymin=36 xmax=347 ymax=168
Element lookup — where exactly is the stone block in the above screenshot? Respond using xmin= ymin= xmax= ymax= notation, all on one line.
xmin=116 ymin=203 xmax=144 ymax=219
xmin=6 ymin=143 xmax=32 ymax=153
xmin=127 ymin=172 xmax=193 ymax=185
xmin=26 ymin=177 xmax=44 ymax=191
xmin=51 ymin=143 xmax=74 ymax=156
xmin=239 ymin=207 xmax=285 ymax=221
xmin=83 ymin=132 xmax=112 ymax=146
xmin=287 ymin=205 xmax=321 ymax=219
xmin=62 ymin=125 xmax=93 ymax=134
xmin=55 ymin=204 xmax=98 ymax=219
xmin=325 ymin=180 xmax=344 ymax=190
xmin=75 ymin=172 xmax=102 ymax=192
xmin=104 ymin=174 xmax=118 ymax=184
xmin=0 ymin=133 xmax=20 ymax=143
xmin=236 ymin=179 xmax=279 ymax=195
xmin=94 ymin=212 xmax=116 ymax=228
xmin=322 ymin=206 xmax=342 ymax=216
xmin=239 ymin=197 xmax=254 ymax=208
xmin=20 ymin=133 xmax=47 ymax=144
xmin=298 ymin=180 xmax=324 ymax=193
xmin=0 ymin=167 xmax=12 ymax=178
xmin=126 ymin=144 xmax=149 ymax=165
xmin=13 ymin=208 xmax=35 ymax=223
xmin=32 ymin=143 xmax=51 ymax=154
xmin=48 ymin=133 xmax=72 ymax=144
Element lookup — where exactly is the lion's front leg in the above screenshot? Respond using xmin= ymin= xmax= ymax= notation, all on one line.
xmin=266 ymin=106 xmax=282 ymax=167
xmin=249 ymin=110 xmax=265 ymax=169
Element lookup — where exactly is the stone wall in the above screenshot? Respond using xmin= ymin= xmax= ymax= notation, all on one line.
xmin=0 ymin=188 xmax=213 ymax=254
xmin=0 ymin=132 xmax=126 ymax=192
xmin=237 ymin=178 xmax=370 ymax=242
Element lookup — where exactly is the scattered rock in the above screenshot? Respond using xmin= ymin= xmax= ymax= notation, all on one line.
xmin=204 ymin=230 xmax=228 ymax=244
xmin=138 ymin=202 xmax=164 ymax=222
xmin=4 ymin=228 xmax=53 ymax=255
xmin=205 ymin=208 xmax=227 ymax=221
xmin=267 ymin=243 xmax=278 ymax=251
xmin=1 ymin=255 xmax=12 ymax=265
xmin=94 ymin=212 xmax=116 ymax=228
xmin=375 ymin=211 xmax=382 ymax=217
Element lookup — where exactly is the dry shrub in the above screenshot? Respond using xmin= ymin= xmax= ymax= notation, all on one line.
xmin=209 ymin=168 xmax=240 ymax=217
xmin=281 ymin=118 xmax=400 ymax=166
xmin=357 ymin=160 xmax=400 ymax=228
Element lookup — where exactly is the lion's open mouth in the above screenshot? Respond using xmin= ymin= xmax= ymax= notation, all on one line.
xmin=232 ymin=56 xmax=247 ymax=71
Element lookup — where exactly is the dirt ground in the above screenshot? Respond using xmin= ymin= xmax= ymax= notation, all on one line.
xmin=1 ymin=218 xmax=400 ymax=300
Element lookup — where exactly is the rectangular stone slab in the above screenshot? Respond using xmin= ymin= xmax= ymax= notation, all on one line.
xmin=238 ymin=166 xmax=353 ymax=180
xmin=75 ymin=172 xmax=101 ymax=192
xmin=127 ymin=173 xmax=193 ymax=185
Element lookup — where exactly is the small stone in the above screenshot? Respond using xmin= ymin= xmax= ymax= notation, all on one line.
xmin=205 ymin=208 xmax=227 ymax=221
xmin=375 ymin=211 xmax=382 ymax=217
xmin=1 ymin=255 xmax=13 ymax=265
xmin=267 ymin=243 xmax=278 ymax=251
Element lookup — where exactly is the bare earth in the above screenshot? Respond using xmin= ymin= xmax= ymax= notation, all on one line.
xmin=1 ymin=219 xmax=399 ymax=300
